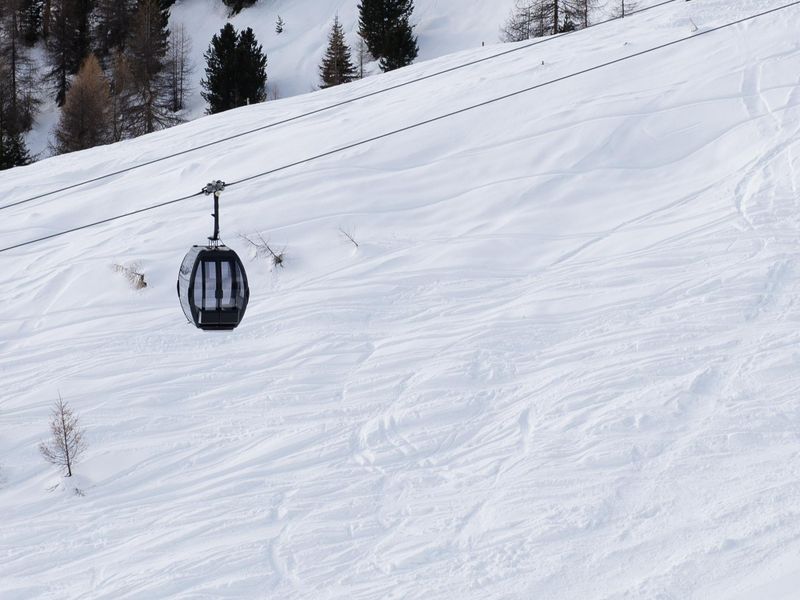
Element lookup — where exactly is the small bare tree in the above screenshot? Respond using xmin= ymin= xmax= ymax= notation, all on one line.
xmin=39 ymin=394 xmax=87 ymax=478
xmin=338 ymin=227 xmax=359 ymax=249
xmin=167 ymin=23 xmax=193 ymax=113
xmin=241 ymin=233 xmax=285 ymax=268
xmin=113 ymin=262 xmax=147 ymax=289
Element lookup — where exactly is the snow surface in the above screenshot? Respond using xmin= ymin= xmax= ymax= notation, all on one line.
xmin=4 ymin=0 xmax=800 ymax=597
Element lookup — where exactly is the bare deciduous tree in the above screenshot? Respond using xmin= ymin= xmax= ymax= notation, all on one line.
xmin=167 ymin=23 xmax=193 ymax=113
xmin=241 ymin=232 xmax=285 ymax=268
xmin=39 ymin=394 xmax=87 ymax=477
xmin=338 ymin=227 xmax=359 ymax=249
xmin=53 ymin=54 xmax=113 ymax=154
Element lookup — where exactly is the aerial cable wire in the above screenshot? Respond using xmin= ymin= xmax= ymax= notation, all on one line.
xmin=0 ymin=0 xmax=680 ymax=213
xmin=2 ymin=0 xmax=799 ymax=255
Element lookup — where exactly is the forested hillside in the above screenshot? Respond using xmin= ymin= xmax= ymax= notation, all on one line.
xmin=0 ymin=0 xmax=635 ymax=164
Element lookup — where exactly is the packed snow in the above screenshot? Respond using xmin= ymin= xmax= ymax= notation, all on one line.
xmin=4 ymin=0 xmax=800 ymax=598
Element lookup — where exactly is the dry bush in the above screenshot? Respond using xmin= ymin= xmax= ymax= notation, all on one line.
xmin=113 ymin=262 xmax=147 ymax=289
xmin=241 ymin=233 xmax=286 ymax=269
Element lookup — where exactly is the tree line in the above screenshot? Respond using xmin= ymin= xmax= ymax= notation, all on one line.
xmin=0 ymin=0 xmax=424 ymax=169
xmin=501 ymin=0 xmax=636 ymax=41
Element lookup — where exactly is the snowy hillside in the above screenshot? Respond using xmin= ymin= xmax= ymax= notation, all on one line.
xmin=4 ymin=0 xmax=800 ymax=598
xmin=26 ymin=0 xmax=520 ymax=158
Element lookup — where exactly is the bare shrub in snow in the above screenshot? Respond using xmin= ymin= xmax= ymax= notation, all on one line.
xmin=113 ymin=262 xmax=147 ymax=289
xmin=39 ymin=394 xmax=87 ymax=478
xmin=339 ymin=227 xmax=359 ymax=249
xmin=241 ymin=233 xmax=286 ymax=269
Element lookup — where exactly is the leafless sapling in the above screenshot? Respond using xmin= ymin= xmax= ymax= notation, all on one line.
xmin=112 ymin=262 xmax=147 ymax=289
xmin=39 ymin=394 xmax=87 ymax=478
xmin=338 ymin=227 xmax=359 ymax=249
xmin=241 ymin=233 xmax=285 ymax=268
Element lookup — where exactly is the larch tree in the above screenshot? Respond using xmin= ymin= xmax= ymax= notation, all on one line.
xmin=126 ymin=0 xmax=176 ymax=134
xmin=53 ymin=53 xmax=113 ymax=153
xmin=39 ymin=394 xmax=87 ymax=478
xmin=109 ymin=49 xmax=136 ymax=140
xmin=319 ymin=16 xmax=356 ymax=89
xmin=166 ymin=22 xmax=192 ymax=112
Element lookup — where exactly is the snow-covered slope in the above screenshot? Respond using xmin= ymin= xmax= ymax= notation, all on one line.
xmin=172 ymin=0 xmax=516 ymax=105
xmin=25 ymin=0 xmax=520 ymax=158
xmin=4 ymin=0 xmax=800 ymax=597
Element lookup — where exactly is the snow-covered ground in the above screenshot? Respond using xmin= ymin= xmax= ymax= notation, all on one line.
xmin=4 ymin=0 xmax=800 ymax=597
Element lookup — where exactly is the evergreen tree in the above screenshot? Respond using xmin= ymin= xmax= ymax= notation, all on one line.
xmin=319 ymin=16 xmax=356 ymax=89
xmin=53 ymin=54 xmax=112 ymax=153
xmin=0 ymin=61 xmax=32 ymax=170
xmin=358 ymin=0 xmax=417 ymax=72
xmin=236 ymin=27 xmax=266 ymax=105
xmin=357 ymin=0 xmax=387 ymax=58
xmin=201 ymin=23 xmax=267 ymax=114
xmin=46 ymin=0 xmax=95 ymax=105
xmin=1 ymin=2 xmax=41 ymax=130
xmin=94 ymin=0 xmax=135 ymax=59
xmin=201 ymin=22 xmax=238 ymax=114
xmin=18 ymin=0 xmax=44 ymax=45
xmin=0 ymin=128 xmax=31 ymax=169
xmin=275 ymin=14 xmax=283 ymax=34
xmin=379 ymin=11 xmax=417 ymax=72
xmin=221 ymin=0 xmax=255 ymax=16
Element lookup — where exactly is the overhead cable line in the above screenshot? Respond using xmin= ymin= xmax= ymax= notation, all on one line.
xmin=0 ymin=0 xmax=680 ymax=213
xmin=2 ymin=0 xmax=798 ymax=255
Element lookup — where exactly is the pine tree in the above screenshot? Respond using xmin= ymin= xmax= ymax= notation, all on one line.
xmin=53 ymin=54 xmax=112 ymax=153
xmin=0 ymin=128 xmax=32 ymax=169
xmin=319 ymin=16 xmax=356 ymax=89
xmin=46 ymin=0 xmax=94 ymax=105
xmin=94 ymin=0 xmax=135 ymax=59
xmin=18 ymin=0 xmax=44 ymax=45
xmin=0 ymin=68 xmax=32 ymax=169
xmin=236 ymin=27 xmax=267 ymax=105
xmin=275 ymin=15 xmax=284 ymax=34
xmin=357 ymin=0 xmax=387 ymax=58
xmin=379 ymin=10 xmax=417 ymax=72
xmin=221 ymin=0 xmax=255 ymax=17
xmin=0 ymin=3 xmax=41 ymax=131
xmin=358 ymin=0 xmax=417 ymax=72
xmin=201 ymin=23 xmax=267 ymax=114
xmin=201 ymin=23 xmax=238 ymax=114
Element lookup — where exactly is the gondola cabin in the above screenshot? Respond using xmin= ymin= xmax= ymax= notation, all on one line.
xmin=177 ymin=245 xmax=249 ymax=330
xmin=177 ymin=180 xmax=250 ymax=331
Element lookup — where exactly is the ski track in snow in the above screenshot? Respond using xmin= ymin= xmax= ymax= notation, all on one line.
xmin=4 ymin=0 xmax=800 ymax=598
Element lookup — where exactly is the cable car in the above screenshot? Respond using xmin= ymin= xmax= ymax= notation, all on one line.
xmin=177 ymin=181 xmax=249 ymax=331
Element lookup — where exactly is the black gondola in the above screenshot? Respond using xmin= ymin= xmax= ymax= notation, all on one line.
xmin=177 ymin=181 xmax=249 ymax=331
